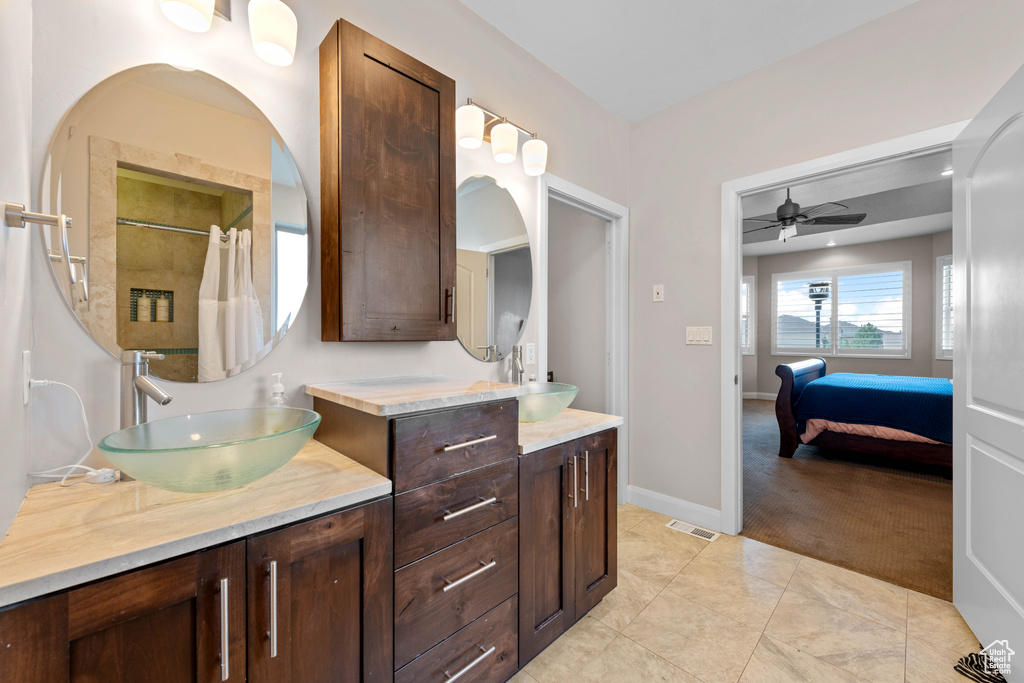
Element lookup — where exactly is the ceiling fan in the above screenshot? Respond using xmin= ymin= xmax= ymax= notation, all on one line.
xmin=743 ymin=189 xmax=867 ymax=241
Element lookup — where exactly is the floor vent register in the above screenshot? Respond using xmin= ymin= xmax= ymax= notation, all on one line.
xmin=665 ymin=519 xmax=719 ymax=542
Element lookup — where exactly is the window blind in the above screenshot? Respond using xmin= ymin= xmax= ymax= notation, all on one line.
xmin=936 ymin=255 xmax=953 ymax=359
xmin=772 ymin=261 xmax=911 ymax=358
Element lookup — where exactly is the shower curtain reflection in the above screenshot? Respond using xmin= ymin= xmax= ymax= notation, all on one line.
xmin=198 ymin=226 xmax=266 ymax=382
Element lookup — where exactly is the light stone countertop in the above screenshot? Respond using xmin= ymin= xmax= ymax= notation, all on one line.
xmin=0 ymin=440 xmax=390 ymax=609
xmin=518 ymin=408 xmax=624 ymax=454
xmin=306 ymin=375 xmax=527 ymax=416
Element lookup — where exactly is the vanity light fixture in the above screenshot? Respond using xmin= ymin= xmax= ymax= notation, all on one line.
xmin=157 ymin=0 xmax=297 ymax=67
xmin=248 ymin=0 xmax=298 ymax=67
xmin=457 ymin=99 xmax=548 ymax=175
xmin=159 ymin=0 xmax=215 ymax=33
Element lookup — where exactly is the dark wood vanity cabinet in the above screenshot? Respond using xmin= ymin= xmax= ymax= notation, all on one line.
xmin=246 ymin=497 xmax=393 ymax=683
xmin=518 ymin=429 xmax=617 ymax=665
xmin=0 ymin=542 xmax=247 ymax=683
xmin=319 ymin=19 xmax=457 ymax=342
xmin=0 ymin=497 xmax=393 ymax=683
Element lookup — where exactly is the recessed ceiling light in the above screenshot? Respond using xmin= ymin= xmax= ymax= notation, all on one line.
xmin=826 ymin=240 xmax=837 ymax=247
xmin=941 ymin=169 xmax=954 ymax=176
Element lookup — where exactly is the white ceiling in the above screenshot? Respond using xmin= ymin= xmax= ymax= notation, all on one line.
xmin=458 ymin=0 xmax=919 ymax=122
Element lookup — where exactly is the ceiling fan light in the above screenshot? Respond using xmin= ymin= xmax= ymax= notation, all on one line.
xmin=159 ymin=0 xmax=214 ymax=32
xmin=778 ymin=226 xmax=798 ymax=242
xmin=249 ymin=0 xmax=298 ymax=67
xmin=490 ymin=122 xmax=518 ymax=164
xmin=522 ymin=138 xmax=548 ymax=176
xmin=456 ymin=104 xmax=484 ymax=149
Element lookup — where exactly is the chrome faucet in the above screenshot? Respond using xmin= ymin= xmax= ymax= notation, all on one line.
xmin=511 ymin=345 xmax=525 ymax=384
xmin=120 ymin=350 xmax=173 ymax=429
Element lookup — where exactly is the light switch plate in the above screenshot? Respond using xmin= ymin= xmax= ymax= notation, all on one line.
xmin=685 ymin=327 xmax=713 ymax=345
xmin=653 ymin=284 xmax=664 ymax=302
xmin=525 ymin=343 xmax=536 ymax=365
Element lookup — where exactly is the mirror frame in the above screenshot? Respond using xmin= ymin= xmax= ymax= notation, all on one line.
xmin=38 ymin=64 xmax=312 ymax=382
xmin=455 ymin=174 xmax=533 ymax=363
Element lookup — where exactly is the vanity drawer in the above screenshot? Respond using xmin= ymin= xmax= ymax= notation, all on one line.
xmin=392 ymin=400 xmax=518 ymax=493
xmin=395 ymin=596 xmax=518 ymax=683
xmin=394 ymin=517 xmax=518 ymax=669
xmin=394 ymin=458 xmax=518 ymax=568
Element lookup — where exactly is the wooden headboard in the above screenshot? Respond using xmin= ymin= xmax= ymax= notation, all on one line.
xmin=774 ymin=358 xmax=826 ymax=458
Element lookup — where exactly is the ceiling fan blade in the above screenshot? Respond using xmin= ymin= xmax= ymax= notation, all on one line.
xmin=799 ymin=202 xmax=849 ymax=220
xmin=805 ymin=213 xmax=867 ymax=226
xmin=743 ymin=222 xmax=781 ymax=234
xmin=742 ymin=217 xmax=778 ymax=221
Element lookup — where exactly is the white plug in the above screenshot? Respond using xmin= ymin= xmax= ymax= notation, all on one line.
xmin=85 ymin=468 xmax=118 ymax=484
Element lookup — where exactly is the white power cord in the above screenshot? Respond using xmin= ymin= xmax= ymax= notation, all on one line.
xmin=27 ymin=380 xmax=114 ymax=487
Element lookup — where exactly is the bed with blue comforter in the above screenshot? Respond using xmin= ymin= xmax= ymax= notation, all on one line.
xmin=773 ymin=358 xmax=953 ymax=468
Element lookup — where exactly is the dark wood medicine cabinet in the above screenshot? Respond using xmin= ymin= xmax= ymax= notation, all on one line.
xmin=320 ymin=19 xmax=457 ymax=342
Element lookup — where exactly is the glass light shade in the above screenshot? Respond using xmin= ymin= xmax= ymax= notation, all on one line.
xmin=456 ymin=104 xmax=484 ymax=149
xmin=522 ymin=138 xmax=548 ymax=176
xmin=160 ymin=0 xmax=214 ymax=32
xmin=248 ymin=0 xmax=298 ymax=67
xmin=490 ymin=122 xmax=518 ymax=163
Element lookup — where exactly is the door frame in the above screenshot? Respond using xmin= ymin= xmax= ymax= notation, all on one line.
xmin=718 ymin=121 xmax=969 ymax=535
xmin=540 ymin=174 xmax=630 ymax=505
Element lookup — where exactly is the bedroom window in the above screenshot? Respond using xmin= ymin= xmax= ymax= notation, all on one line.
xmin=771 ymin=261 xmax=912 ymax=359
xmin=935 ymin=254 xmax=953 ymax=359
xmin=741 ymin=276 xmax=755 ymax=355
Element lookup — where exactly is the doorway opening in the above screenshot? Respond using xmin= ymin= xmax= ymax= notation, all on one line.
xmin=540 ymin=175 xmax=629 ymax=503
xmin=720 ymin=123 xmax=967 ymax=599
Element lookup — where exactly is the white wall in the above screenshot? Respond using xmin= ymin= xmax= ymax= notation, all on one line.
xmin=548 ymin=200 xmax=607 ymax=412
xmin=628 ymin=0 xmax=1024 ymax=513
xmin=0 ymin=0 xmax=34 ymax=537
xmin=751 ymin=231 xmax=952 ymax=394
xmin=19 ymin=0 xmax=628 ymax=478
xmin=741 ymin=257 xmax=757 ymax=395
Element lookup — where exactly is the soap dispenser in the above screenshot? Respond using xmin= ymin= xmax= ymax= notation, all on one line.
xmin=268 ymin=373 xmax=288 ymax=407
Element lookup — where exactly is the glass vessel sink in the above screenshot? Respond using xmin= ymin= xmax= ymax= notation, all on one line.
xmin=98 ymin=407 xmax=321 ymax=493
xmin=517 ymin=382 xmax=579 ymax=422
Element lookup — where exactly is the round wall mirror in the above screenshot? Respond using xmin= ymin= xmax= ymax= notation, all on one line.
xmin=455 ymin=176 xmax=532 ymax=362
xmin=41 ymin=64 xmax=309 ymax=383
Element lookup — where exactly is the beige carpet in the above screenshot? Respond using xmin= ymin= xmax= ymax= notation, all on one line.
xmin=742 ymin=399 xmax=953 ymax=600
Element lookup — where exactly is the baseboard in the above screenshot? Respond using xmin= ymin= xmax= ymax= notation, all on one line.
xmin=627 ymin=485 xmax=724 ymax=533
xmin=742 ymin=392 xmax=775 ymax=401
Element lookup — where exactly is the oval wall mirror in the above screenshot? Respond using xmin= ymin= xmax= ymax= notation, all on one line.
xmin=455 ymin=176 xmax=532 ymax=362
xmin=41 ymin=64 xmax=309 ymax=383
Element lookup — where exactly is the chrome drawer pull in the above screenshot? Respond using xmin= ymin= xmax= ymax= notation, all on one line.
xmin=268 ymin=560 xmax=278 ymax=658
xmin=443 ymin=496 xmax=497 ymax=521
xmin=442 ymin=560 xmax=497 ymax=592
xmin=569 ymin=456 xmax=578 ymax=508
xmin=219 ymin=577 xmax=230 ymax=681
xmin=443 ymin=434 xmax=497 ymax=452
xmin=444 ymin=645 xmax=496 ymax=681
xmin=584 ymin=450 xmax=590 ymax=501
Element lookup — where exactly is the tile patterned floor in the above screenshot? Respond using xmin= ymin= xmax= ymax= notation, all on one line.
xmin=512 ymin=504 xmax=980 ymax=683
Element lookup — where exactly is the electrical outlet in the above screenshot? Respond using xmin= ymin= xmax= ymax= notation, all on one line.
xmin=525 ymin=343 xmax=536 ymax=365
xmin=653 ymin=284 xmax=664 ymax=302
xmin=22 ymin=350 xmax=31 ymax=405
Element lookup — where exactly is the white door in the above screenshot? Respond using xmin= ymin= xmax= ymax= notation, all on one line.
xmin=953 ymin=63 xmax=1024 ymax=681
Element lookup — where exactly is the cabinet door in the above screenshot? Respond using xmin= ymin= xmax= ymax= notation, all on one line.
xmin=518 ymin=442 xmax=576 ymax=665
xmin=320 ymin=19 xmax=456 ymax=342
xmin=575 ymin=430 xmax=618 ymax=616
xmin=247 ymin=497 xmax=393 ymax=683
xmin=0 ymin=542 xmax=246 ymax=683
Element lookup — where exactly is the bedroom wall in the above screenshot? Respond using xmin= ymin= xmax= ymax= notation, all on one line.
xmin=628 ymin=0 xmax=1024 ymax=516
xmin=741 ymin=256 xmax=758 ymax=395
xmin=753 ymin=232 xmax=951 ymax=394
